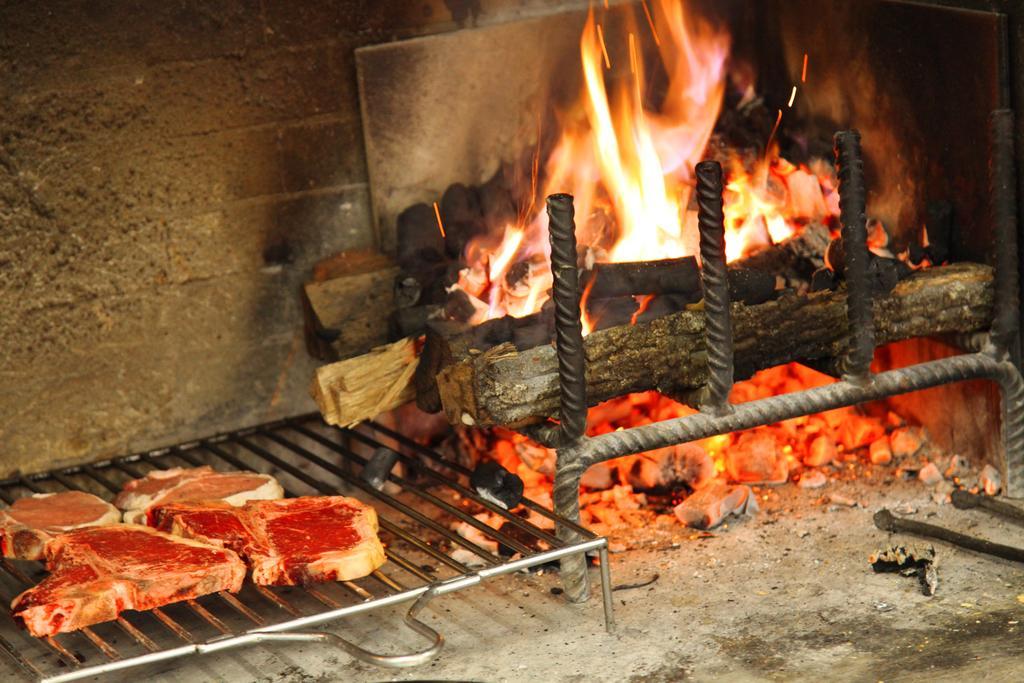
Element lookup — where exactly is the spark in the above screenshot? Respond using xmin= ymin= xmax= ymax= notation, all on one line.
xmin=641 ymin=0 xmax=661 ymax=46
xmin=801 ymin=52 xmax=809 ymax=83
xmin=597 ymin=23 xmax=611 ymax=69
xmin=766 ymin=108 xmax=783 ymax=157
xmin=628 ymin=31 xmax=638 ymax=75
xmin=787 ymin=85 xmax=797 ymax=108
xmin=433 ymin=201 xmax=446 ymax=238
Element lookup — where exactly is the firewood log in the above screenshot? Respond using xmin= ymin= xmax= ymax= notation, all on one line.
xmin=311 ymin=337 xmax=419 ymax=427
xmin=435 ymin=263 xmax=994 ymax=428
xmin=301 ymin=250 xmax=399 ymax=361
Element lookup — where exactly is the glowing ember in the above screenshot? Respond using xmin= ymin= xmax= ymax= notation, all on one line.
xmin=453 ymin=1 xmax=841 ymax=326
xmin=459 ymin=363 xmax=962 ymax=536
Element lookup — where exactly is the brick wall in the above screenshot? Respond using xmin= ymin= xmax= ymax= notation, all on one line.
xmin=0 ymin=0 xmax=584 ymax=473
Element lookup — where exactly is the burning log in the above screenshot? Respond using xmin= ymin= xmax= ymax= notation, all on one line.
xmin=733 ymin=220 xmax=832 ymax=285
xmin=582 ymin=257 xmax=777 ymax=306
xmin=435 ymin=263 xmax=994 ymax=428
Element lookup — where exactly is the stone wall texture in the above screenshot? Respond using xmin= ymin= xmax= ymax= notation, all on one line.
xmin=0 ymin=0 xmax=585 ymax=474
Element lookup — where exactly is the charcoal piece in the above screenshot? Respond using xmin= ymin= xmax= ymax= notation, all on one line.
xmin=908 ymin=242 xmax=929 ymax=266
xmin=479 ymin=316 xmax=515 ymax=347
xmin=727 ymin=268 xmax=776 ymax=305
xmin=868 ymin=255 xmax=901 ymax=295
xmin=445 ymin=289 xmax=479 ymax=323
xmin=396 ymin=203 xmax=445 ymax=268
xmin=634 ymin=294 xmax=694 ymax=324
xmin=470 ymin=461 xmax=524 ymax=510
xmin=440 ymin=183 xmax=482 ymax=225
xmin=825 ymin=236 xmax=846 ymax=275
xmin=587 ymin=296 xmax=643 ymax=330
xmin=869 ymin=544 xmax=938 ymax=596
xmin=402 ymin=262 xmax=450 ymax=306
xmin=810 ymin=267 xmax=837 ymax=292
xmin=395 ymin=275 xmax=422 ymax=309
xmin=924 ymin=200 xmax=954 ymax=264
xmin=506 ymin=261 xmax=531 ymax=288
xmin=478 ymin=171 xmax=517 ymax=232
xmin=440 ymin=183 xmax=486 ymax=259
xmin=362 ymin=447 xmax=401 ymax=490
xmin=512 ymin=323 xmax=551 ymax=350
xmin=825 ymin=236 xmax=907 ymax=295
xmin=584 ymin=257 xmax=701 ymax=299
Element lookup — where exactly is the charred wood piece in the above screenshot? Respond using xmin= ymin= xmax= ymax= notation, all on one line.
xmin=827 ymin=237 xmax=911 ymax=296
xmin=874 ymin=508 xmax=1024 ymax=564
xmin=581 ymin=259 xmax=775 ymax=306
xmin=730 ymin=221 xmax=831 ymax=284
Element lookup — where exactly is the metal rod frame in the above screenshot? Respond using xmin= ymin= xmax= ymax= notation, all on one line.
xmin=546 ymin=121 xmax=1024 ymax=596
xmin=0 ymin=417 xmax=613 ymax=682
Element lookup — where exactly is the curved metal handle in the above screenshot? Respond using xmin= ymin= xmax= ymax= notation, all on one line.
xmin=216 ymin=587 xmax=444 ymax=668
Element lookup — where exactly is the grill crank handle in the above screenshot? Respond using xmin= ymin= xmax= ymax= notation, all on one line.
xmin=207 ymin=586 xmax=445 ymax=668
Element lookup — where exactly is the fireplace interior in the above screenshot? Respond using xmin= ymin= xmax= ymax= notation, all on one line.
xmin=3 ymin=0 xmax=1024 ymax=681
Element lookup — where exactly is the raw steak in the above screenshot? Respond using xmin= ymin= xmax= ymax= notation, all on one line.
xmin=151 ymin=496 xmax=386 ymax=585
xmin=0 ymin=492 xmax=121 ymax=561
xmin=11 ymin=525 xmax=245 ymax=637
xmin=114 ymin=466 xmax=284 ymax=524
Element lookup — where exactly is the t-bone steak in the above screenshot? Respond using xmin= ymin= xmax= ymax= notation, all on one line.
xmin=11 ymin=525 xmax=246 ymax=637
xmin=0 ymin=492 xmax=121 ymax=561
xmin=114 ymin=466 xmax=284 ymax=524
xmin=151 ymin=496 xmax=386 ymax=585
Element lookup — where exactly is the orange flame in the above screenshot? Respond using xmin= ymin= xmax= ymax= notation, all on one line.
xmin=454 ymin=1 xmax=839 ymax=327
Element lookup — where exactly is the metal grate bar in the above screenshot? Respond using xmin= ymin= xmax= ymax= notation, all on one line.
xmin=251 ymin=585 xmax=302 ymax=617
xmin=260 ymin=429 xmax=539 ymax=557
xmin=150 ymin=608 xmax=195 ymax=643
xmin=67 ymin=462 xmax=252 ymax=642
xmin=295 ymin=423 xmax=565 ymax=548
xmin=234 ymin=434 xmax=503 ymax=563
xmin=0 ymin=415 xmax=610 ymax=681
xmin=134 ymin=452 xmax=344 ymax=623
xmin=80 ymin=465 xmax=123 ymax=498
xmin=198 ymin=440 xmax=468 ymax=577
xmin=185 ymin=600 xmax=230 ymax=635
xmin=213 ymin=437 xmax=491 ymax=570
xmin=0 ymin=632 xmax=44 ymax=679
xmin=358 ymin=420 xmax=594 ymax=538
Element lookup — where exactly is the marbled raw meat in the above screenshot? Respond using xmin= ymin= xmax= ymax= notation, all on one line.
xmin=11 ymin=525 xmax=245 ymax=637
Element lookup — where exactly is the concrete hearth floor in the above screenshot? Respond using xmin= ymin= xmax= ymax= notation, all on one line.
xmin=61 ymin=478 xmax=1024 ymax=682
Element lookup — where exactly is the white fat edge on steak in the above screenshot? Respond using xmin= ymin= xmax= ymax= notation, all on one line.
xmin=121 ymin=474 xmax=285 ymax=524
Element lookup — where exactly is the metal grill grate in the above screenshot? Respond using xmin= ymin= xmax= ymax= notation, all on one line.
xmin=0 ymin=415 xmax=612 ymax=682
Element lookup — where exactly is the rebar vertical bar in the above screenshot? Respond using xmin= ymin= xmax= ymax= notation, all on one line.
xmin=546 ymin=193 xmax=588 ymax=444
xmin=546 ymin=193 xmax=591 ymax=602
xmin=989 ymin=109 xmax=1020 ymax=356
xmin=695 ymin=160 xmax=734 ymax=412
xmin=834 ymin=130 xmax=874 ymax=382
